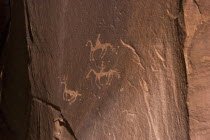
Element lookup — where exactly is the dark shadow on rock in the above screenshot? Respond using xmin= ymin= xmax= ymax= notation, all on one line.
xmin=0 ymin=0 xmax=31 ymax=140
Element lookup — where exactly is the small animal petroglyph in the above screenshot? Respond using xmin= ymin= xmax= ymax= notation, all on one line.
xmin=86 ymin=62 xmax=120 ymax=89
xmin=86 ymin=34 xmax=115 ymax=61
xmin=120 ymin=40 xmax=145 ymax=70
xmin=58 ymin=75 xmax=81 ymax=105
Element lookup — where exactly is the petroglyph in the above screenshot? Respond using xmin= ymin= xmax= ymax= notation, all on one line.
xmin=154 ymin=48 xmax=165 ymax=62
xmin=58 ymin=75 xmax=81 ymax=105
xmin=86 ymin=34 xmax=115 ymax=61
xmin=151 ymin=66 xmax=158 ymax=72
xmin=122 ymin=110 xmax=138 ymax=117
xmin=154 ymin=46 xmax=167 ymax=70
xmin=140 ymin=78 xmax=149 ymax=92
xmin=86 ymin=62 xmax=120 ymax=89
xmin=126 ymin=79 xmax=138 ymax=92
xmin=120 ymin=88 xmax=124 ymax=92
xmin=201 ymin=56 xmax=210 ymax=62
xmin=120 ymin=40 xmax=145 ymax=70
xmin=166 ymin=9 xmax=178 ymax=19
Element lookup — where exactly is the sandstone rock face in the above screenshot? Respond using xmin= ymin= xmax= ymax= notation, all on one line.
xmin=24 ymin=0 xmax=189 ymax=139
xmin=184 ymin=0 xmax=210 ymax=139
xmin=1 ymin=0 xmax=209 ymax=140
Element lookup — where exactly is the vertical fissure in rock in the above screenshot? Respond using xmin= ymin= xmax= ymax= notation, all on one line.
xmin=59 ymin=114 xmax=78 ymax=140
xmin=32 ymin=97 xmax=61 ymax=112
xmin=177 ymin=0 xmax=191 ymax=138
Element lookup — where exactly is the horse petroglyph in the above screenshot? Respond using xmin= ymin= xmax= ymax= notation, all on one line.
xmin=120 ymin=40 xmax=145 ymax=70
xmin=86 ymin=62 xmax=120 ymax=89
xmin=86 ymin=34 xmax=115 ymax=61
xmin=58 ymin=75 xmax=81 ymax=105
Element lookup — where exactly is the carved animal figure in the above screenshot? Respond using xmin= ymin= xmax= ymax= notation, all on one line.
xmin=86 ymin=66 xmax=120 ymax=89
xmin=59 ymin=75 xmax=81 ymax=105
xmin=86 ymin=34 xmax=115 ymax=61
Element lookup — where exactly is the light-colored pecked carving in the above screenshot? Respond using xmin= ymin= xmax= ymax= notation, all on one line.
xmin=154 ymin=48 xmax=165 ymax=62
xmin=140 ymin=78 xmax=149 ymax=92
xmin=140 ymin=78 xmax=161 ymax=140
xmin=86 ymin=62 xmax=120 ymax=89
xmin=166 ymin=9 xmax=178 ymax=19
xmin=58 ymin=75 xmax=81 ymax=105
xmin=120 ymin=40 xmax=145 ymax=70
xmin=86 ymin=34 xmax=115 ymax=61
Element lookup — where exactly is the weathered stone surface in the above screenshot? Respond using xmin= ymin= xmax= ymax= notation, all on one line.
xmin=184 ymin=0 xmax=210 ymax=139
xmin=23 ymin=0 xmax=189 ymax=139
xmin=0 ymin=0 xmax=195 ymax=140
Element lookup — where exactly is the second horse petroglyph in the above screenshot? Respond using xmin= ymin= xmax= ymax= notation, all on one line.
xmin=86 ymin=63 xmax=120 ymax=89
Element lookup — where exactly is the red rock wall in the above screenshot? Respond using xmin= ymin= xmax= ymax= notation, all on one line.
xmin=2 ymin=0 xmax=210 ymax=140
xmin=23 ymin=0 xmax=189 ymax=139
xmin=184 ymin=0 xmax=210 ymax=139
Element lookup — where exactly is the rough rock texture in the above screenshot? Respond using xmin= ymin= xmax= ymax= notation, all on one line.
xmin=183 ymin=0 xmax=210 ymax=139
xmin=0 ymin=0 xmax=193 ymax=140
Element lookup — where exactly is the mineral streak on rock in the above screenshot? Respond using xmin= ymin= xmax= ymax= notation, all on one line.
xmin=120 ymin=39 xmax=145 ymax=70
